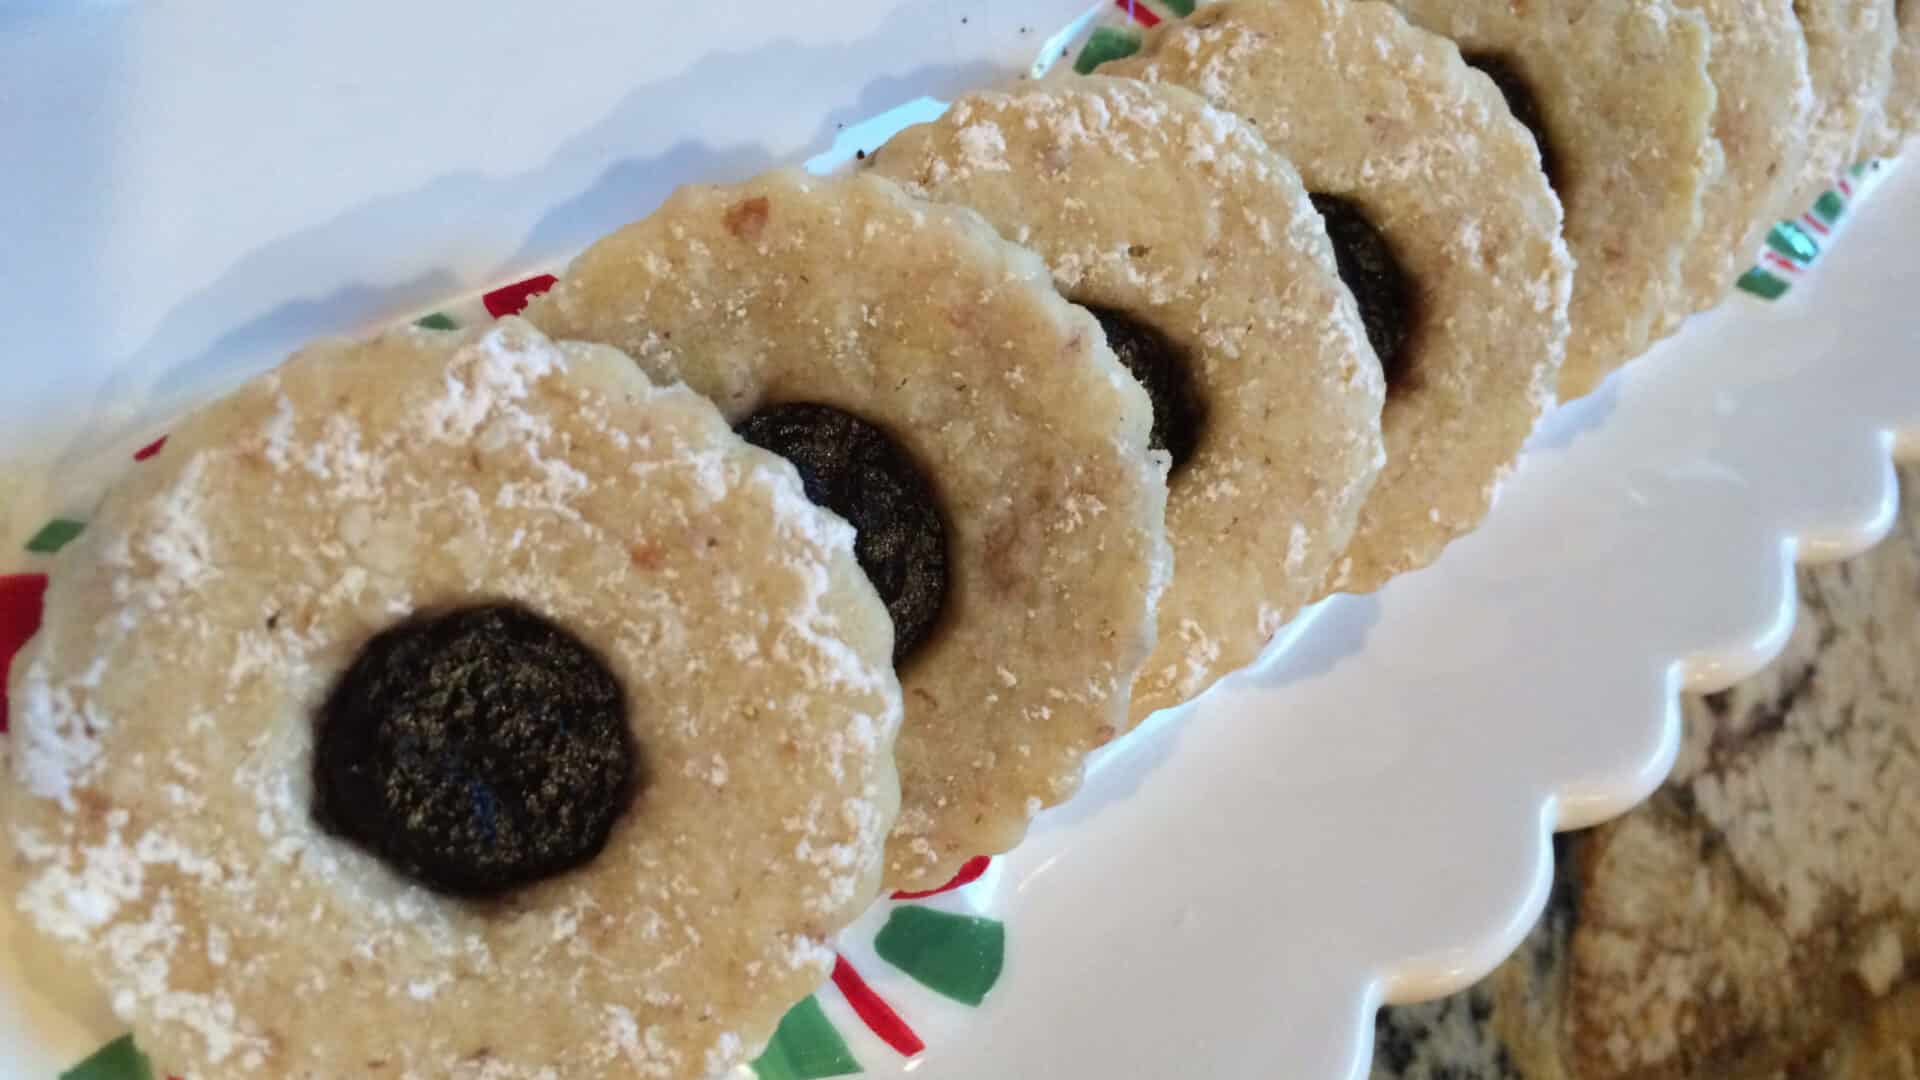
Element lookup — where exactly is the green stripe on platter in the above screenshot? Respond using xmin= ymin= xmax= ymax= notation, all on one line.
xmin=25 ymin=518 xmax=85 ymax=555
xmin=752 ymin=996 xmax=862 ymax=1080
xmin=62 ymin=1035 xmax=153 ymax=1080
xmin=1736 ymin=267 xmax=1790 ymax=300
xmin=1076 ymin=26 xmax=1141 ymax=74
xmin=1162 ymin=0 xmax=1197 ymax=14
xmin=1812 ymin=190 xmax=1845 ymax=224
xmin=414 ymin=312 xmax=459 ymax=331
xmin=872 ymin=906 xmax=1006 ymax=1006
xmin=1767 ymin=221 xmax=1819 ymax=262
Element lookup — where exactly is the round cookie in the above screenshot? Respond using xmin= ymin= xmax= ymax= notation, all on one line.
xmin=1788 ymin=0 xmax=1899 ymax=208
xmin=1894 ymin=0 xmax=1920 ymax=144
xmin=1096 ymin=4 xmax=1572 ymax=596
xmin=1867 ymin=0 xmax=1920 ymax=153
xmin=1669 ymin=0 xmax=1815 ymax=310
xmin=865 ymin=76 xmax=1385 ymax=722
xmin=1382 ymin=0 xmax=1718 ymax=401
xmin=524 ymin=169 xmax=1171 ymax=891
xmin=1643 ymin=139 xmax=1729 ymax=342
xmin=3 ymin=319 xmax=903 ymax=1078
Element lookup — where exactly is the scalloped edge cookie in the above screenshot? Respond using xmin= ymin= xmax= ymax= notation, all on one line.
xmin=866 ymin=75 xmax=1385 ymax=722
xmin=1672 ymin=0 xmax=1814 ymax=311
xmin=1385 ymin=0 xmax=1718 ymax=400
xmin=4 ymin=318 xmax=903 ymax=1078
xmin=1789 ymin=0 xmax=1899 ymax=207
xmin=527 ymin=169 xmax=1171 ymax=890
xmin=1867 ymin=0 xmax=1920 ymax=153
xmin=1099 ymin=0 xmax=1572 ymax=595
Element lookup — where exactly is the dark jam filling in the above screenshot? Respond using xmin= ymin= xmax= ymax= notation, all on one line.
xmin=313 ymin=603 xmax=636 ymax=899
xmin=735 ymin=402 xmax=949 ymax=665
xmin=1309 ymin=193 xmax=1418 ymax=391
xmin=1464 ymin=52 xmax=1561 ymax=191
xmin=1084 ymin=305 xmax=1205 ymax=475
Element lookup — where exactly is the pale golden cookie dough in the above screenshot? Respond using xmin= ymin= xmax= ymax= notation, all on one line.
xmin=1868 ymin=0 xmax=1920 ymax=152
xmin=866 ymin=76 xmax=1384 ymax=723
xmin=3 ymin=319 xmax=903 ymax=1079
xmin=1385 ymin=0 xmax=1718 ymax=401
xmin=525 ymin=169 xmax=1170 ymax=890
xmin=1099 ymin=3 xmax=1570 ymax=596
xmin=1669 ymin=0 xmax=1814 ymax=311
xmin=1789 ymin=0 xmax=1898 ymax=207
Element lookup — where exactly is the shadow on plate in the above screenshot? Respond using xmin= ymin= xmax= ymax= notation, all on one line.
xmin=56 ymin=4 xmax=1002 ymax=475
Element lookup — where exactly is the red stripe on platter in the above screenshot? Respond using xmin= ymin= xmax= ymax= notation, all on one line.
xmin=0 ymin=573 xmax=50 ymax=734
xmin=891 ymin=855 xmax=991 ymax=899
xmin=1800 ymin=213 xmax=1830 ymax=236
xmin=482 ymin=274 xmax=559 ymax=318
xmin=1114 ymin=0 xmax=1161 ymax=25
xmin=1839 ymin=178 xmax=1855 ymax=197
xmin=1764 ymin=252 xmax=1802 ymax=275
xmin=134 ymin=436 xmax=168 ymax=461
xmin=832 ymin=955 xmax=925 ymax=1057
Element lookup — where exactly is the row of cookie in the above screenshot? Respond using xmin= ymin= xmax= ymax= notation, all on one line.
xmin=1090 ymin=0 xmax=1917 ymax=395
xmin=10 ymin=104 xmax=1233 ymax=1080
xmin=830 ymin=0 xmax=1920 ymax=872
xmin=1059 ymin=0 xmax=1916 ymax=577
xmin=10 ymin=3 xmax=1914 ymax=1076
xmin=515 ymin=0 xmax=1920 ymax=901
xmin=511 ymin=65 xmax=1478 ymax=908
xmin=16 ymin=152 xmax=1301 ymax=1075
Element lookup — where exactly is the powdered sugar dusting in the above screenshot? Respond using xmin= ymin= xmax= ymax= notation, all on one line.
xmin=872 ymin=75 xmax=1383 ymax=726
xmin=3 ymin=318 xmax=901 ymax=1076
xmin=528 ymin=168 xmax=1163 ymax=891
xmin=954 ymin=120 xmax=1011 ymax=172
xmin=1109 ymin=0 xmax=1574 ymax=594
xmin=421 ymin=326 xmax=562 ymax=441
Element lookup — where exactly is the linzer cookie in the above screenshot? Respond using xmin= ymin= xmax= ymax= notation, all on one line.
xmin=2 ymin=319 xmax=903 ymax=1077
xmin=1382 ymin=0 xmax=1717 ymax=400
xmin=866 ymin=76 xmax=1384 ymax=724
xmin=1669 ymin=0 xmax=1815 ymax=311
xmin=1789 ymin=0 xmax=1899 ymax=207
xmin=1098 ymin=0 xmax=1572 ymax=595
xmin=1869 ymin=0 xmax=1919 ymax=152
xmin=525 ymin=169 xmax=1171 ymax=890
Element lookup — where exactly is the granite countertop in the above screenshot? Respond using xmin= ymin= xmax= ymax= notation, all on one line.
xmin=1373 ymin=466 xmax=1920 ymax=1079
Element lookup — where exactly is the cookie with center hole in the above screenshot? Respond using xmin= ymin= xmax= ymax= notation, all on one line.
xmin=1867 ymin=0 xmax=1920 ymax=153
xmin=1665 ymin=0 xmax=1814 ymax=311
xmin=1895 ymin=0 xmax=1920 ymax=144
xmin=525 ymin=169 xmax=1171 ymax=890
xmin=1097 ymin=4 xmax=1572 ymax=595
xmin=3 ymin=318 xmax=903 ymax=1078
xmin=867 ymin=76 xmax=1385 ymax=724
xmin=1788 ymin=0 xmax=1899 ymax=207
xmin=1377 ymin=0 xmax=1717 ymax=401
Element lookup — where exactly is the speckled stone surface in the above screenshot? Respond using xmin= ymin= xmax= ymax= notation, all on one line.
xmin=1374 ymin=465 xmax=1920 ymax=1079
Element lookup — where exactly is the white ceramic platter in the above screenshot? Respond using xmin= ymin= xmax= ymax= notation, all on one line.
xmin=3 ymin=3 xmax=1917 ymax=1077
